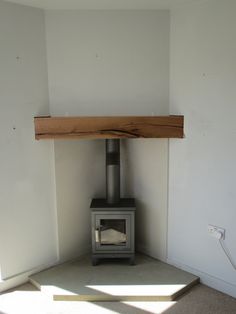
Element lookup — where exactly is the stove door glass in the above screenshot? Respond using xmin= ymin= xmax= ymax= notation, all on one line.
xmin=100 ymin=219 xmax=126 ymax=245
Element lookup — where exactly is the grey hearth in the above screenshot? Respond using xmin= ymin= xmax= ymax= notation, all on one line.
xmin=90 ymin=139 xmax=136 ymax=265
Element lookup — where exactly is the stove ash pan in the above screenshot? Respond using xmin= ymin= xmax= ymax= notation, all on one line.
xmin=90 ymin=139 xmax=135 ymax=266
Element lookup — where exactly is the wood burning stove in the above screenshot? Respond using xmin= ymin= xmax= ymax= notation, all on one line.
xmin=90 ymin=139 xmax=135 ymax=265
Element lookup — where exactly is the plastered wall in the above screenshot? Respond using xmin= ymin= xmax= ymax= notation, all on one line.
xmin=0 ymin=0 xmax=58 ymax=280
xmin=169 ymin=0 xmax=236 ymax=297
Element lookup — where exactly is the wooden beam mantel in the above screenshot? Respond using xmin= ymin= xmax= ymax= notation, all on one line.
xmin=34 ymin=115 xmax=184 ymax=140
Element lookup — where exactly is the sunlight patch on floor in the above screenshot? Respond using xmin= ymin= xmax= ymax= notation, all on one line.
xmin=87 ymin=284 xmax=186 ymax=296
xmin=0 ymin=290 xmax=51 ymax=314
xmin=0 ymin=290 xmax=123 ymax=314
xmin=40 ymin=285 xmax=77 ymax=295
xmin=123 ymin=301 xmax=177 ymax=313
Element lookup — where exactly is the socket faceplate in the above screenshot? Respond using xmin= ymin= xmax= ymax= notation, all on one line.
xmin=208 ymin=224 xmax=225 ymax=240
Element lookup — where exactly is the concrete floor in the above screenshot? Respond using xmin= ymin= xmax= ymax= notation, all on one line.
xmin=1 ymin=282 xmax=236 ymax=314
xmin=29 ymin=254 xmax=199 ymax=301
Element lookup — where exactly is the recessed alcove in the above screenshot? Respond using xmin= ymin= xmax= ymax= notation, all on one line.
xmin=38 ymin=9 xmax=173 ymax=268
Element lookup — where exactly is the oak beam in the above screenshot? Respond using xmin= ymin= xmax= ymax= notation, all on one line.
xmin=34 ymin=116 xmax=184 ymax=140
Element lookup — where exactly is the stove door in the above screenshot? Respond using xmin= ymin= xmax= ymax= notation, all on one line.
xmin=92 ymin=213 xmax=134 ymax=253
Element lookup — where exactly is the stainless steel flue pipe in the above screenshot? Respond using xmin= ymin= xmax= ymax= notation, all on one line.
xmin=106 ymin=139 xmax=120 ymax=204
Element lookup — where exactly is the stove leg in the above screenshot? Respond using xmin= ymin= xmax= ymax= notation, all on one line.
xmin=129 ymin=256 xmax=135 ymax=265
xmin=92 ymin=257 xmax=98 ymax=266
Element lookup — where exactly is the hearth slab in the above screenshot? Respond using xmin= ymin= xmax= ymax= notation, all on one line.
xmin=30 ymin=254 xmax=199 ymax=301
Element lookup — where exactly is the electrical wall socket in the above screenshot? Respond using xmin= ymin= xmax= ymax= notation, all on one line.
xmin=208 ymin=224 xmax=225 ymax=240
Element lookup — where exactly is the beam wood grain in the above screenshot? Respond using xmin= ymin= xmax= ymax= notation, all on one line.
xmin=34 ymin=116 xmax=184 ymax=140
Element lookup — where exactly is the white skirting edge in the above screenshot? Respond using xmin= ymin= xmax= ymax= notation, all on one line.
xmin=0 ymin=259 xmax=58 ymax=293
xmin=167 ymin=257 xmax=236 ymax=298
xmin=0 ymin=246 xmax=91 ymax=293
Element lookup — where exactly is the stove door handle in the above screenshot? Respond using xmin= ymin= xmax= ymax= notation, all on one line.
xmin=95 ymin=227 xmax=100 ymax=243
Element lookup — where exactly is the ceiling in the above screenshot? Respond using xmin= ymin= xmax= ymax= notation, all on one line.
xmin=4 ymin=0 xmax=202 ymax=10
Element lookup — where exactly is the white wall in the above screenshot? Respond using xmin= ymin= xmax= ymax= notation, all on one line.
xmin=45 ymin=10 xmax=170 ymax=262
xmin=124 ymin=139 xmax=168 ymax=260
xmin=54 ymin=140 xmax=105 ymax=262
xmin=169 ymin=0 xmax=236 ymax=297
xmin=0 ymin=0 xmax=58 ymax=281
